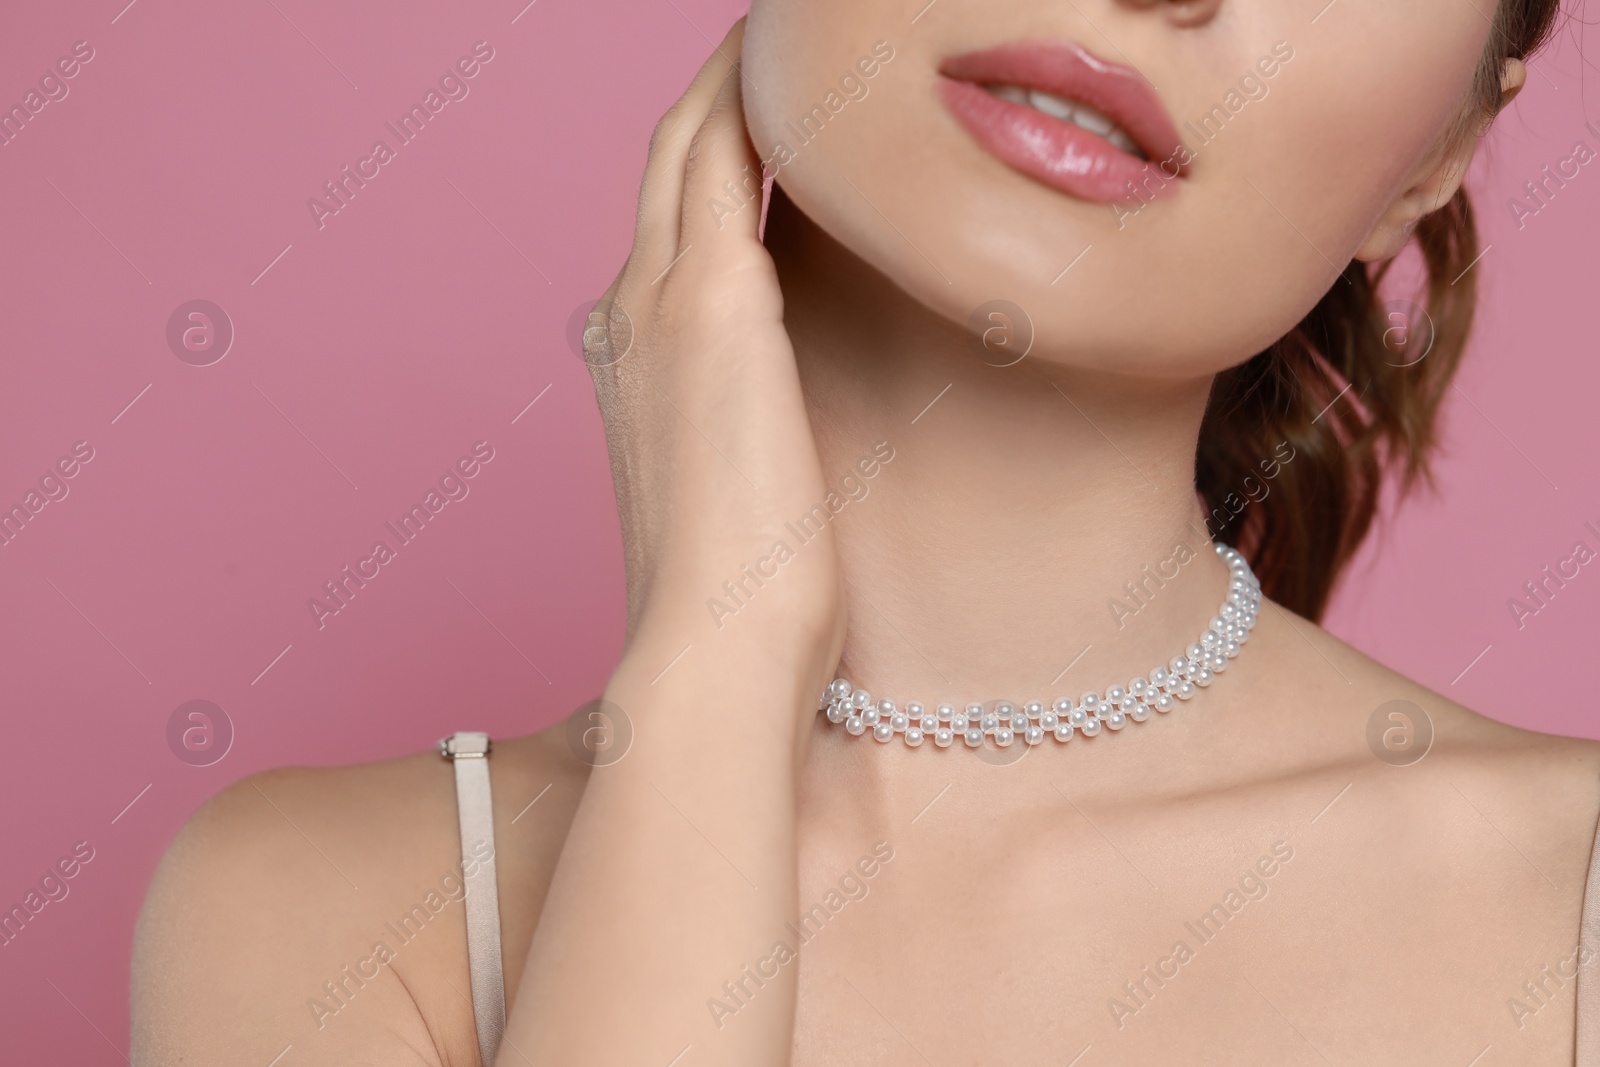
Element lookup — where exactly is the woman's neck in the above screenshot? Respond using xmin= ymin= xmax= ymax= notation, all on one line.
xmin=768 ymin=191 xmax=1230 ymax=707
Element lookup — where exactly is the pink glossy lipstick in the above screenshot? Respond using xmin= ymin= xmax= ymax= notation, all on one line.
xmin=938 ymin=41 xmax=1186 ymax=204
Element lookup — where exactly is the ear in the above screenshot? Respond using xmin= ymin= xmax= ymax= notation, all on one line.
xmin=1355 ymin=58 xmax=1528 ymax=262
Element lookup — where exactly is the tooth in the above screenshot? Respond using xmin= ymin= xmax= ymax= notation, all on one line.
xmin=1026 ymin=89 xmax=1075 ymax=121
xmin=991 ymin=84 xmax=1144 ymax=156
xmin=1070 ymin=104 xmax=1115 ymax=137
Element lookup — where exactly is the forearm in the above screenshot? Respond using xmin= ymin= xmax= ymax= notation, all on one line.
xmin=501 ymin=632 xmax=818 ymax=1066
xmin=500 ymin=17 xmax=841 ymax=1062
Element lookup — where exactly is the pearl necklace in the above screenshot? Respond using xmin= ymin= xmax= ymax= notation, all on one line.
xmin=819 ymin=542 xmax=1260 ymax=750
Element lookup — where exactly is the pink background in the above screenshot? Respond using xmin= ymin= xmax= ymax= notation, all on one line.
xmin=0 ymin=0 xmax=1595 ymax=1060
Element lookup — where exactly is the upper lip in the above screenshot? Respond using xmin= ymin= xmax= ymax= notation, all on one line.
xmin=938 ymin=41 xmax=1186 ymax=173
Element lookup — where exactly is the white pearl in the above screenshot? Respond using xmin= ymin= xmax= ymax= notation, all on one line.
xmin=1129 ymin=703 xmax=1151 ymax=723
xmin=952 ymin=714 xmax=969 ymax=732
xmin=1053 ymin=723 xmax=1073 ymax=742
xmin=1170 ymin=656 xmax=1189 ymax=675
xmin=1150 ymin=667 xmax=1170 ymax=687
xmin=1081 ymin=718 xmax=1102 ymax=737
xmin=919 ymin=715 xmax=938 ymax=733
xmin=1025 ymin=701 xmax=1044 ymax=718
xmin=1155 ymin=693 xmax=1174 ymax=712
xmin=827 ymin=703 xmax=847 ymax=723
xmin=830 ymin=678 xmax=850 ymax=699
xmin=937 ymin=704 xmax=955 ymax=721
xmin=905 ymin=727 xmax=924 ymax=747
xmin=995 ymin=702 xmax=1015 ymax=717
xmin=851 ymin=689 xmax=872 ymax=709
xmin=964 ymin=728 xmax=984 ymax=748
xmin=877 ymin=699 xmax=896 ymax=716
xmin=995 ymin=728 xmax=1013 ymax=747
xmin=863 ymin=707 xmax=881 ymax=726
xmin=891 ymin=713 xmax=909 ymax=732
xmin=1106 ymin=686 xmax=1126 ymax=704
xmin=906 ymin=702 xmax=924 ymax=717
xmin=845 ymin=715 xmax=866 ymax=735
xmin=965 ymin=703 xmax=984 ymax=719
xmin=934 ymin=727 xmax=954 ymax=747
xmin=1040 ymin=712 xmax=1058 ymax=730
xmin=1105 ymin=711 xmax=1126 ymax=731
xmin=1175 ymin=680 xmax=1196 ymax=700
xmin=1186 ymin=643 xmax=1204 ymax=662
xmin=1025 ymin=725 xmax=1045 ymax=745
xmin=873 ymin=722 xmax=894 ymax=742
xmin=1193 ymin=668 xmax=1213 ymax=687
xmin=1080 ymin=692 xmax=1101 ymax=711
xmin=1053 ymin=698 xmax=1073 ymax=715
xmin=1070 ymin=708 xmax=1089 ymax=728
xmin=982 ymin=713 xmax=1000 ymax=730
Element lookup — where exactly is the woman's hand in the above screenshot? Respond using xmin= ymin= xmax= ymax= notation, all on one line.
xmin=502 ymin=23 xmax=836 ymax=1067
xmin=587 ymin=19 xmax=842 ymax=722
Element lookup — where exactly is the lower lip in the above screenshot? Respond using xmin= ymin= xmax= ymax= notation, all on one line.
xmin=937 ymin=78 xmax=1178 ymax=205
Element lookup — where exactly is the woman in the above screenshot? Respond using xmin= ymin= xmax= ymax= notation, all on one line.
xmin=132 ymin=0 xmax=1600 ymax=1063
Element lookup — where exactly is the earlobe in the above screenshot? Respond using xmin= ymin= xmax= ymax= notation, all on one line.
xmin=1500 ymin=57 xmax=1527 ymax=110
xmin=1354 ymin=211 xmax=1420 ymax=264
xmin=1354 ymin=150 xmax=1471 ymax=263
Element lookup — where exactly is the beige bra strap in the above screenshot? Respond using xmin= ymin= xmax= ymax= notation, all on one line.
xmin=440 ymin=732 xmax=506 ymax=1067
xmin=1579 ymin=804 xmax=1600 ymax=1066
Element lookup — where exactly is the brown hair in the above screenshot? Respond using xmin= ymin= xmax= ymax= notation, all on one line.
xmin=1196 ymin=0 xmax=1566 ymax=620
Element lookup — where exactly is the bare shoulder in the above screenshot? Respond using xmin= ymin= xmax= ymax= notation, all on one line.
xmin=1253 ymin=600 xmax=1600 ymax=895
xmin=1276 ymin=603 xmax=1600 ymax=836
xmin=1219 ymin=607 xmax=1600 ymax=1053
xmin=131 ymin=723 xmax=589 ymax=1067
xmin=1418 ymin=693 xmax=1600 ymax=898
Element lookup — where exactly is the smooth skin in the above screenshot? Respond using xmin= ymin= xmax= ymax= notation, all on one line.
xmin=133 ymin=9 xmax=1600 ymax=1067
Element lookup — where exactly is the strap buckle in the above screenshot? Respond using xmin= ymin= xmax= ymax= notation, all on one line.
xmin=438 ymin=731 xmax=491 ymax=759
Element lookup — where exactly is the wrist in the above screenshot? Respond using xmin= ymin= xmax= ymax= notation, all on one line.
xmin=608 ymin=621 xmax=837 ymax=756
xmin=624 ymin=577 xmax=841 ymax=684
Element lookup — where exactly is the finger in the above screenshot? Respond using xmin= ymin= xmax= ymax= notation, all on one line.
xmin=677 ymin=53 xmax=765 ymax=253
xmin=629 ymin=19 xmax=747 ymax=270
